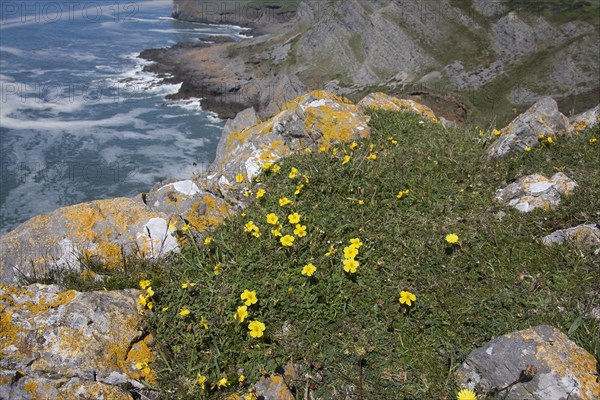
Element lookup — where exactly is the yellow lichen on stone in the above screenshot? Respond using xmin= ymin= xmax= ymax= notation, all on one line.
xmin=534 ymin=335 xmax=599 ymax=399
xmin=124 ymin=334 xmax=157 ymax=385
xmin=85 ymin=242 xmax=123 ymax=270
xmin=63 ymin=203 xmax=104 ymax=243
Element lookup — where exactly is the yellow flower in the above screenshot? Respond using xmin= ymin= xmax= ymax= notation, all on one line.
xmin=146 ymin=287 xmax=154 ymax=297
xmin=272 ymin=164 xmax=281 ymax=173
xmin=343 ymin=245 xmax=358 ymax=259
xmin=182 ymin=224 xmax=190 ymax=232
xmin=289 ymin=167 xmax=298 ymax=179
xmin=478 ymin=129 xmax=484 ymax=136
xmin=236 ymin=305 xmax=248 ymax=323
xmin=288 ymin=212 xmax=301 ymax=224
xmin=332 ymin=147 xmax=338 ymax=155
xmin=271 ymin=227 xmax=282 ymax=237
xmin=135 ymin=359 xmax=151 ymax=375
xmin=266 ymin=213 xmax=279 ymax=225
xmin=197 ymin=374 xmax=207 ymax=390
xmin=248 ymin=320 xmax=266 ymax=338
xmin=236 ymin=173 xmax=244 ymax=183
xmin=294 ymin=224 xmax=307 ymax=237
xmin=240 ymin=289 xmax=258 ymax=306
xmin=213 ymin=263 xmax=222 ymax=276
xmin=302 ymin=263 xmax=317 ymax=277
xmin=369 ymin=143 xmax=374 ymax=152
xmin=546 ymin=136 xmax=554 ymax=144
xmin=251 ymin=228 xmax=261 ymax=238
xmin=178 ymin=308 xmax=190 ymax=317
xmin=181 ymin=280 xmax=196 ymax=289
xmin=303 ymin=175 xmax=309 ymax=184
xmin=457 ymin=389 xmax=477 ymax=400
xmin=399 ymin=291 xmax=416 ymax=306
xmin=199 ymin=316 xmax=209 ymax=329
xmin=343 ymin=259 xmax=359 ymax=273
xmin=244 ymin=221 xmax=258 ymax=233
xmin=350 ymin=142 xmax=358 ymax=150
xmin=161 ymin=306 xmax=169 ymax=312
xmin=358 ymin=199 xmax=365 ymax=205
xmin=147 ymin=302 xmax=153 ymax=310
xmin=342 ymin=155 xmax=351 ymax=165
xmin=319 ymin=146 xmax=328 ymax=153
xmin=139 ymin=280 xmax=151 ymax=290
xmin=168 ymin=220 xmax=177 ymax=232
xmin=204 ymin=236 xmax=213 ymax=244
xmin=280 ymin=235 xmax=295 ymax=246
xmin=325 ymin=244 xmax=337 ymax=256
xmin=279 ymin=197 xmax=292 ymax=206
xmin=238 ymin=374 xmax=246 ymax=383
xmin=295 ymin=184 xmax=304 ymax=195
xmin=349 ymin=238 xmax=363 ymax=248
xmin=524 ymin=146 xmax=532 ymax=152
xmin=243 ymin=190 xmax=252 ymax=197
xmin=590 ymin=137 xmax=597 ymax=144
xmin=138 ymin=295 xmax=147 ymax=307
xmin=262 ymin=162 xmax=272 ymax=171
xmin=367 ymin=153 xmax=377 ymax=160
xmin=445 ymin=233 xmax=459 ymax=244
xmin=492 ymin=129 xmax=500 ymax=136
xmin=256 ymin=189 xmax=266 ymax=199
xmin=216 ymin=377 xmax=229 ymax=389
xmin=396 ymin=189 xmax=410 ymax=199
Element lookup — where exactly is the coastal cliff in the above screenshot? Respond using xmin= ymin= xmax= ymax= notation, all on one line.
xmin=145 ymin=0 xmax=599 ymax=123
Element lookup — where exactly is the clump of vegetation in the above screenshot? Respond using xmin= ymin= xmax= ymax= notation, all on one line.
xmin=59 ymin=110 xmax=600 ymax=399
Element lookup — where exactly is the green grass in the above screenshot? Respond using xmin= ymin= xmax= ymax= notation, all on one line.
xmin=56 ymin=111 xmax=599 ymax=399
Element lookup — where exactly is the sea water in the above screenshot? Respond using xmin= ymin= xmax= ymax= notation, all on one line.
xmin=0 ymin=0 xmax=249 ymax=234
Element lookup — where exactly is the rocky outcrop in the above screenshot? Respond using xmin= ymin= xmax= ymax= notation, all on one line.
xmin=206 ymin=91 xmax=371 ymax=199
xmin=172 ymin=0 xmax=297 ymax=34
xmin=0 ymin=198 xmax=173 ymax=285
xmin=542 ymin=223 xmax=600 ymax=249
xmin=151 ymin=0 xmax=599 ymax=123
xmin=0 ymin=284 xmax=155 ymax=399
xmin=485 ymin=97 xmax=571 ymax=159
xmin=570 ymin=105 xmax=600 ymax=133
xmin=253 ymin=375 xmax=295 ymax=400
xmin=456 ymin=325 xmax=599 ymax=400
xmin=357 ymin=92 xmax=437 ymax=122
xmin=495 ymin=172 xmax=577 ymax=213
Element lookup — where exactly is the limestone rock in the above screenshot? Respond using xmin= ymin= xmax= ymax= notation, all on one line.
xmin=0 ymin=284 xmax=156 ymax=399
xmin=542 ymin=223 xmax=600 ymax=248
xmin=570 ymin=105 xmax=600 ymax=133
xmin=485 ymin=97 xmax=571 ymax=159
xmin=456 ymin=325 xmax=599 ymax=400
xmin=253 ymin=375 xmax=295 ymax=400
xmin=0 ymin=198 xmax=175 ymax=285
xmin=495 ymin=173 xmax=577 ymax=212
xmin=214 ymin=107 xmax=260 ymax=169
xmin=207 ymin=91 xmax=370 ymax=192
xmin=358 ymin=92 xmax=438 ymax=122
xmin=144 ymin=180 xmax=233 ymax=235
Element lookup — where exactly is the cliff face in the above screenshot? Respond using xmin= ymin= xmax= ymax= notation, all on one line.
xmin=163 ymin=0 xmax=599 ymax=123
xmin=172 ymin=0 xmax=298 ymax=33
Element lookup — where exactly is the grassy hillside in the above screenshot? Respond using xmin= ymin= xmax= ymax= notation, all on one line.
xmin=53 ymin=110 xmax=600 ymax=399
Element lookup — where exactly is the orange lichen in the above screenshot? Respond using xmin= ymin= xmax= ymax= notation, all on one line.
xmin=124 ymin=334 xmax=157 ymax=385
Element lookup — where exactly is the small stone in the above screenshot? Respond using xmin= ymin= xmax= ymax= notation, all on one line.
xmin=495 ymin=172 xmax=577 ymax=212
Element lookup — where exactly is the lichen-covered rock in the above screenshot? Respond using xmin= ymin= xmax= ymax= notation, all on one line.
xmin=0 ymin=198 xmax=178 ymax=285
xmin=542 ymin=223 xmax=600 ymax=248
xmin=495 ymin=172 xmax=577 ymax=212
xmin=213 ymin=107 xmax=260 ymax=169
xmin=357 ymin=92 xmax=438 ymax=122
xmin=144 ymin=180 xmax=233 ymax=235
xmin=253 ymin=375 xmax=295 ymax=400
xmin=0 ymin=284 xmax=156 ymax=399
xmin=456 ymin=325 xmax=599 ymax=400
xmin=207 ymin=91 xmax=370 ymax=192
xmin=485 ymin=97 xmax=571 ymax=159
xmin=570 ymin=104 xmax=600 ymax=133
